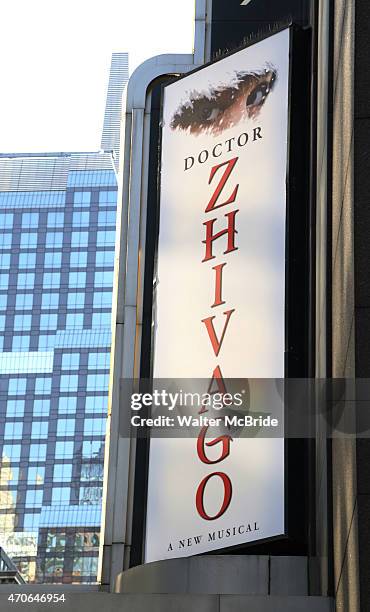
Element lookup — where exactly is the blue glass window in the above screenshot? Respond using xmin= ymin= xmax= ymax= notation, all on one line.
xmin=82 ymin=441 xmax=103 ymax=458
xmin=45 ymin=232 xmax=63 ymax=248
xmin=73 ymin=191 xmax=91 ymax=206
xmin=55 ymin=441 xmax=74 ymax=459
xmin=8 ymin=378 xmax=27 ymax=395
xmin=44 ymin=252 xmax=62 ymax=268
xmin=0 ymin=315 xmax=5 ymax=330
xmin=17 ymin=273 xmax=35 ymax=289
xmin=61 ymin=353 xmax=80 ymax=370
xmin=0 ymin=253 xmax=10 ymax=268
xmin=85 ymin=396 xmax=107 ymax=414
xmin=94 ymin=270 xmax=113 ymax=288
xmin=60 ymin=375 xmax=79 ymax=392
xmin=47 ymin=212 xmax=64 ymax=227
xmin=2 ymin=444 xmax=21 ymax=461
xmin=0 ymin=273 xmax=9 ymax=289
xmin=40 ymin=313 xmax=58 ymax=330
xmin=23 ymin=514 xmax=40 ymax=530
xmin=72 ymin=211 xmax=90 ymax=226
xmin=0 ymin=234 xmax=12 ymax=248
xmin=96 ymin=230 xmax=115 ymax=246
xmin=43 ymin=272 xmax=60 ymax=288
xmin=33 ymin=400 xmax=50 ymax=417
xmin=65 ymin=313 xmax=84 ymax=328
xmin=18 ymin=252 xmax=36 ymax=269
xmin=15 ymin=293 xmax=33 ymax=310
xmin=4 ymin=422 xmax=23 ymax=439
xmin=41 ymin=293 xmax=59 ymax=309
xmin=69 ymin=251 xmax=87 ymax=268
xmin=0 ymin=294 xmax=7 ymax=310
xmin=93 ymin=291 xmax=112 ymax=308
xmin=67 ymin=292 xmax=85 ymax=309
xmin=12 ymin=335 xmax=30 ymax=351
xmin=22 ymin=212 xmax=39 ymax=228
xmin=99 ymin=190 xmax=116 ymax=205
xmin=95 ymin=250 xmax=114 ymax=268
xmin=58 ymin=397 xmax=77 ymax=414
xmin=86 ymin=374 xmax=109 ymax=392
xmin=25 ymin=490 xmax=43 ymax=508
xmin=20 ymin=233 xmax=38 ymax=249
xmin=0 ymin=213 xmax=14 ymax=228
xmin=53 ymin=464 xmax=72 ymax=482
xmin=88 ymin=352 xmax=110 ymax=370
xmin=29 ymin=444 xmax=47 ymax=462
xmin=28 ymin=467 xmax=45 ymax=485
xmin=6 ymin=400 xmax=25 ymax=417
xmin=14 ymin=314 xmax=32 ymax=330
xmin=69 ymin=271 xmax=86 ymax=288
xmin=31 ymin=421 xmax=49 ymax=439
xmin=92 ymin=312 xmax=111 ymax=327
xmin=34 ymin=377 xmax=52 ymax=394
xmin=57 ymin=419 xmax=75 ymax=436
xmin=51 ymin=487 xmax=70 ymax=505
xmin=84 ymin=418 xmax=106 ymax=436
xmin=38 ymin=334 xmax=55 ymax=350
xmin=98 ymin=210 xmax=116 ymax=225
xmin=71 ymin=232 xmax=88 ymax=247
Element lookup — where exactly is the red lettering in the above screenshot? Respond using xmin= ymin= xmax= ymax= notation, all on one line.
xmin=205 ymin=157 xmax=239 ymax=213
xmin=197 ymin=426 xmax=232 ymax=464
xmin=201 ymin=309 xmax=235 ymax=357
xmin=202 ymin=210 xmax=239 ymax=262
xmin=212 ymin=262 xmax=226 ymax=308
xmin=198 ymin=365 xmax=227 ymax=414
xmin=196 ymin=472 xmax=233 ymax=520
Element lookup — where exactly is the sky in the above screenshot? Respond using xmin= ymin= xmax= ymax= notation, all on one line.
xmin=0 ymin=0 xmax=195 ymax=153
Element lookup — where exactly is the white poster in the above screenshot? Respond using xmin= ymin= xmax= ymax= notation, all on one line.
xmin=145 ymin=28 xmax=290 ymax=563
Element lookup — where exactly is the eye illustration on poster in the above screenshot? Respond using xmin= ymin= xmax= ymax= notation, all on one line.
xmin=145 ymin=28 xmax=290 ymax=563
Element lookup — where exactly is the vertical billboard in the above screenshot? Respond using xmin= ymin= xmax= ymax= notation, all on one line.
xmin=145 ymin=28 xmax=290 ymax=563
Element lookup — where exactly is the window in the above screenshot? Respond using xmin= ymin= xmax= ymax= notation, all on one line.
xmin=40 ymin=313 xmax=58 ymax=330
xmin=69 ymin=251 xmax=87 ymax=268
xmin=60 ymin=375 xmax=78 ymax=392
xmin=0 ymin=253 xmax=10 ymax=268
xmin=93 ymin=291 xmax=112 ymax=309
xmin=96 ymin=230 xmax=115 ymax=246
xmin=94 ymin=271 xmax=113 ymax=287
xmin=67 ymin=292 xmax=85 ymax=309
xmin=17 ymin=273 xmax=35 ymax=289
xmin=31 ymin=421 xmax=49 ymax=439
xmin=69 ymin=271 xmax=86 ymax=288
xmin=0 ymin=273 xmax=9 ymax=289
xmin=18 ymin=252 xmax=36 ymax=269
xmin=25 ymin=490 xmax=43 ymax=508
xmin=84 ymin=418 xmax=106 ymax=436
xmin=41 ymin=293 xmax=59 ymax=309
xmin=4 ymin=422 xmax=23 ymax=439
xmin=29 ymin=444 xmax=47 ymax=462
xmin=38 ymin=334 xmax=55 ymax=350
xmin=27 ymin=467 xmax=45 ymax=485
xmin=95 ymin=250 xmax=114 ymax=267
xmin=2 ymin=444 xmax=21 ymax=462
xmin=43 ymin=272 xmax=61 ymax=288
xmin=53 ymin=464 xmax=72 ymax=482
xmin=0 ymin=213 xmax=14 ymax=228
xmin=98 ymin=210 xmax=116 ymax=225
xmin=6 ymin=400 xmax=25 ymax=417
xmin=33 ymin=400 xmax=50 ymax=417
xmin=79 ymin=487 xmax=102 ymax=505
xmin=86 ymin=374 xmax=109 ymax=392
xmin=8 ymin=378 xmax=27 ymax=395
xmin=55 ymin=441 xmax=74 ymax=459
xmin=51 ymin=487 xmax=70 ymax=505
xmin=12 ymin=335 xmax=30 ymax=351
xmin=72 ymin=211 xmax=90 ymax=226
xmin=14 ymin=314 xmax=32 ymax=331
xmin=58 ymin=397 xmax=77 ymax=414
xmin=65 ymin=313 xmax=84 ymax=328
xmin=34 ymin=377 xmax=52 ymax=394
xmin=47 ymin=212 xmax=64 ymax=227
xmin=57 ymin=419 xmax=75 ymax=436
xmin=88 ymin=352 xmax=110 ymax=370
xmin=15 ymin=293 xmax=33 ymax=310
xmin=61 ymin=353 xmax=80 ymax=370
xmin=44 ymin=252 xmax=62 ymax=268
xmin=22 ymin=212 xmax=39 ymax=228
xmin=0 ymin=294 xmax=7 ymax=310
xmin=71 ymin=231 xmax=88 ymax=247
xmin=45 ymin=232 xmax=63 ymax=248
xmin=72 ymin=556 xmax=98 ymax=577
xmin=23 ymin=514 xmax=40 ymax=531
xmin=99 ymin=190 xmax=116 ymax=205
xmin=73 ymin=191 xmax=91 ymax=206
xmin=0 ymin=315 xmax=5 ymax=330
xmin=20 ymin=233 xmax=38 ymax=249
xmin=0 ymin=234 xmax=12 ymax=248
xmin=92 ymin=312 xmax=111 ymax=327
xmin=82 ymin=441 xmax=103 ymax=458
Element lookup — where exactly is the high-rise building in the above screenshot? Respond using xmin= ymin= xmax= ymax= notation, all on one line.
xmin=0 ymin=53 xmax=128 ymax=584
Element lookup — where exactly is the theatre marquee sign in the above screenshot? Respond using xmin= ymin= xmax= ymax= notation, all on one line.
xmin=144 ymin=28 xmax=290 ymax=563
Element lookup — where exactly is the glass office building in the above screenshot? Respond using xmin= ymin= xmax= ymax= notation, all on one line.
xmin=0 ymin=53 xmax=128 ymax=584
